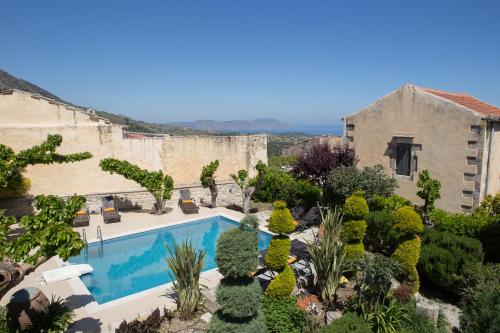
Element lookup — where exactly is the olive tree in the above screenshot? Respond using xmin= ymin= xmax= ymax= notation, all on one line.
xmin=0 ymin=134 xmax=92 ymax=196
xmin=100 ymin=158 xmax=174 ymax=215
xmin=200 ymin=160 xmax=219 ymax=208
xmin=1 ymin=195 xmax=86 ymax=299
xmin=230 ymin=161 xmax=266 ymax=214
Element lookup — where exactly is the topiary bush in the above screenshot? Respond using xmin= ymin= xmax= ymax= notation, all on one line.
xmin=343 ymin=191 xmax=369 ymax=220
xmin=265 ymin=236 xmax=291 ymax=271
xmin=394 ymin=206 xmax=424 ymax=235
xmin=261 ymin=295 xmax=306 ymax=333
xmin=210 ymin=224 xmax=265 ymax=333
xmin=268 ymin=201 xmax=296 ymax=234
xmin=318 ymin=312 xmax=371 ymax=333
xmin=419 ymin=229 xmax=484 ymax=296
xmin=265 ymin=201 xmax=296 ymax=298
xmin=265 ymin=265 xmax=295 ymax=298
xmin=391 ymin=237 xmax=421 ymax=292
xmin=216 ymin=277 xmax=262 ymax=319
xmin=342 ymin=192 xmax=369 ymax=259
xmin=216 ymin=228 xmax=259 ymax=278
xmin=364 ymin=211 xmax=397 ymax=254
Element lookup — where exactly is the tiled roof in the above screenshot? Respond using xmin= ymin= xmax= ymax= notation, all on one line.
xmin=422 ymin=87 xmax=500 ymax=117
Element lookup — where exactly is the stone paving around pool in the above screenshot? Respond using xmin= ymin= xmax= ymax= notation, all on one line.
xmin=0 ymin=206 xmax=316 ymax=332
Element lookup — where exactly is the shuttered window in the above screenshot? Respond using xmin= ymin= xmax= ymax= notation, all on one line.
xmin=396 ymin=143 xmax=412 ymax=176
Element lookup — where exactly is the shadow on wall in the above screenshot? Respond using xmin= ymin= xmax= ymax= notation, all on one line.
xmin=0 ymin=196 xmax=35 ymax=218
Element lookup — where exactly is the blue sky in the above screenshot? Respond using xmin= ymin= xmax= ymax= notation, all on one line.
xmin=1 ymin=1 xmax=500 ymax=126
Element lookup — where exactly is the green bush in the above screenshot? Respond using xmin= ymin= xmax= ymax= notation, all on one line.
xmin=296 ymin=179 xmax=321 ymax=209
xmin=216 ymin=228 xmax=259 ymax=278
xmin=318 ymin=312 xmax=371 ymax=333
xmin=369 ymin=194 xmax=412 ymax=213
xmin=478 ymin=217 xmax=500 ymax=263
xmin=394 ymin=206 xmax=423 ymax=235
xmin=261 ymin=295 xmax=306 ymax=333
xmin=216 ymin=277 xmax=262 ymax=319
xmin=364 ymin=211 xmax=397 ymax=254
xmin=430 ymin=208 xmax=492 ymax=238
xmin=460 ymin=283 xmax=500 ymax=333
xmin=265 ymin=265 xmax=295 ymax=298
xmin=209 ymin=310 xmax=267 ymax=333
xmin=391 ymin=237 xmax=421 ymax=292
xmin=342 ymin=220 xmax=367 ymax=242
xmin=265 ymin=235 xmax=291 ymax=271
xmin=419 ymin=230 xmax=484 ymax=296
xmin=252 ymin=169 xmax=297 ymax=203
xmin=325 ymin=165 xmax=398 ymax=206
xmin=268 ymin=201 xmax=296 ymax=234
xmin=345 ymin=243 xmax=365 ymax=259
xmin=343 ymin=191 xmax=369 ymax=220
xmin=0 ymin=306 xmax=7 ymax=333
xmin=480 ymin=192 xmax=500 ymax=215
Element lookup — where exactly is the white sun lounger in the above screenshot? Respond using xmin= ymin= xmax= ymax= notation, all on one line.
xmin=42 ymin=264 xmax=93 ymax=284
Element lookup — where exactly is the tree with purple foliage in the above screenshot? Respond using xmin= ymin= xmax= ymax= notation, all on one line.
xmin=292 ymin=142 xmax=357 ymax=187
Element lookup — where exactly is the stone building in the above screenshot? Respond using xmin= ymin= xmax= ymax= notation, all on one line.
xmin=0 ymin=89 xmax=267 ymax=214
xmin=344 ymin=84 xmax=500 ymax=212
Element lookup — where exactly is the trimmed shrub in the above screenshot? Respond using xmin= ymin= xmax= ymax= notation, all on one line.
xmin=268 ymin=201 xmax=296 ymax=234
xmin=343 ymin=191 xmax=369 ymax=220
xmin=394 ymin=206 xmax=424 ymax=235
xmin=296 ymin=179 xmax=321 ymax=209
xmin=345 ymin=243 xmax=365 ymax=259
xmin=369 ymin=194 xmax=412 ymax=213
xmin=216 ymin=228 xmax=259 ymax=278
xmin=419 ymin=230 xmax=484 ymax=296
xmin=216 ymin=277 xmax=262 ymax=319
xmin=209 ymin=311 xmax=267 ymax=333
xmin=364 ymin=211 xmax=397 ymax=254
xmin=265 ymin=236 xmax=291 ymax=271
xmin=261 ymin=295 xmax=306 ymax=333
xmin=210 ymin=225 xmax=265 ymax=333
xmin=265 ymin=265 xmax=295 ymax=298
xmin=318 ymin=312 xmax=371 ymax=333
xmin=342 ymin=220 xmax=367 ymax=241
xmin=391 ymin=237 xmax=421 ymax=292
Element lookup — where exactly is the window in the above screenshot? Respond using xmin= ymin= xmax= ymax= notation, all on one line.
xmin=396 ymin=143 xmax=412 ymax=176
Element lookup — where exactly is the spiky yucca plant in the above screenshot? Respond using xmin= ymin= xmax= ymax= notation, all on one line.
xmin=166 ymin=240 xmax=205 ymax=320
xmin=307 ymin=208 xmax=346 ymax=308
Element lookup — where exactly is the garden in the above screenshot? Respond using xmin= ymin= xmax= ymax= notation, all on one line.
xmin=0 ymin=137 xmax=499 ymax=333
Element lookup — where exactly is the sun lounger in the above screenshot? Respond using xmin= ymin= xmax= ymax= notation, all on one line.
xmin=295 ymin=207 xmax=320 ymax=231
xmin=178 ymin=189 xmax=199 ymax=214
xmin=73 ymin=206 xmax=90 ymax=228
xmin=101 ymin=195 xmax=121 ymax=224
xmin=42 ymin=264 xmax=93 ymax=284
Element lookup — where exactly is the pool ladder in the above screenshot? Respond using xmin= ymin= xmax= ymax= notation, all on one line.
xmin=97 ymin=226 xmax=104 ymax=257
xmin=82 ymin=229 xmax=88 ymax=257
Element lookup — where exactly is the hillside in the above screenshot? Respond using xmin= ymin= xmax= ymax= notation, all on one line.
xmin=168 ymin=118 xmax=291 ymax=132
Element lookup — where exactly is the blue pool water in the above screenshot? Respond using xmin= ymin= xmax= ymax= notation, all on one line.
xmin=69 ymin=216 xmax=273 ymax=304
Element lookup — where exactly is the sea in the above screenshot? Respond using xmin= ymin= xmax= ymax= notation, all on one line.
xmin=238 ymin=124 xmax=343 ymax=136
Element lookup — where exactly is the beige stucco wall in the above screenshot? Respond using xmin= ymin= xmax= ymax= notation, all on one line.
xmin=0 ymin=90 xmax=267 ymax=197
xmin=346 ymin=84 xmax=484 ymax=212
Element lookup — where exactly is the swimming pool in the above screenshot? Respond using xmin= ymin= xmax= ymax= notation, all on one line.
xmin=69 ymin=215 xmax=273 ymax=304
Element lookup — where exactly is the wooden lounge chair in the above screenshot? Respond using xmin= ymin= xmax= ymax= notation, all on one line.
xmin=73 ymin=206 xmax=90 ymax=228
xmin=178 ymin=189 xmax=199 ymax=214
xmin=295 ymin=207 xmax=320 ymax=231
xmin=101 ymin=196 xmax=121 ymax=224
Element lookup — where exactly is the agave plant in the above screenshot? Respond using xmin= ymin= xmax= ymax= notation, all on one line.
xmin=307 ymin=207 xmax=346 ymax=308
xmin=166 ymin=240 xmax=205 ymax=320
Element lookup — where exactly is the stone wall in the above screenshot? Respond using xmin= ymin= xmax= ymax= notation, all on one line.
xmin=0 ymin=182 xmax=243 ymax=217
xmin=0 ymin=90 xmax=267 ymax=200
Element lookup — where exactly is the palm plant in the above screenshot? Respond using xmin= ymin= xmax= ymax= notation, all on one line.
xmin=166 ymin=240 xmax=205 ymax=320
xmin=307 ymin=207 xmax=346 ymax=308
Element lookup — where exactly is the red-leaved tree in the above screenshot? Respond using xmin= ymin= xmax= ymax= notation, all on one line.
xmin=292 ymin=142 xmax=356 ymax=187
